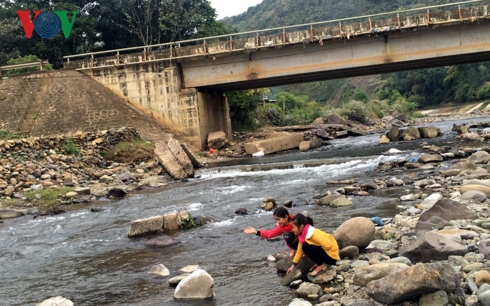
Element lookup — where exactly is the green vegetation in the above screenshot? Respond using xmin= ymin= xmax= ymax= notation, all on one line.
xmin=33 ymin=113 xmax=39 ymax=120
xmin=102 ymin=139 xmax=155 ymax=163
xmin=0 ymin=0 xmax=232 ymax=68
xmin=6 ymin=55 xmax=53 ymax=75
xmin=181 ymin=214 xmax=196 ymax=229
xmin=25 ymin=187 xmax=75 ymax=207
xmin=62 ymin=137 xmax=79 ymax=155
xmin=0 ymin=129 xmax=23 ymax=140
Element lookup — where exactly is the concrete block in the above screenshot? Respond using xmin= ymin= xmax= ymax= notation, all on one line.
xmin=244 ymin=133 xmax=304 ymax=155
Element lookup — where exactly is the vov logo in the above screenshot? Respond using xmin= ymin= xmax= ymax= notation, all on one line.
xmin=16 ymin=11 xmax=78 ymax=39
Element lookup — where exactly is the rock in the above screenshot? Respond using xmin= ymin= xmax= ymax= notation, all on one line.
xmin=74 ymin=187 xmax=91 ymax=195
xmin=463 ymin=263 xmax=483 ymax=272
xmin=99 ymin=175 xmax=113 ymax=184
xmin=174 ymin=269 xmax=214 ymax=300
xmin=461 ymin=184 xmax=490 ymax=197
xmin=366 ymin=240 xmax=392 ymax=251
xmin=365 ymin=262 xmax=459 ymax=305
xmin=308 ymin=268 xmax=336 ymax=284
xmin=387 ymin=127 xmax=400 ymax=141
xmin=416 ymin=198 xmax=477 ymax=232
xmin=145 ymin=236 xmax=180 ymax=248
xmin=353 ymin=263 xmax=410 ymax=286
xmin=299 ymin=141 xmax=311 ymax=152
xmin=281 ymin=268 xmax=302 ymax=286
xmin=418 ymin=127 xmax=441 ymax=139
xmin=378 ymin=134 xmax=390 ymax=144
xmin=296 ymin=282 xmax=322 ymax=298
xmin=90 ymin=208 xmax=103 ymax=213
xmin=476 ymin=270 xmax=490 ymax=287
xmin=418 ymin=154 xmax=444 ymax=163
xmin=462 ymin=132 xmax=481 ymax=141
xmin=36 ymin=296 xmax=73 ymax=306
xmin=180 ymin=265 xmax=199 ymax=273
xmin=461 ymin=190 xmax=487 ymax=204
xmin=339 ymin=246 xmax=359 ymax=258
xmin=116 ymin=172 xmax=134 ymax=182
xmin=436 ymin=229 xmax=479 ymax=240
xmin=452 ymin=124 xmax=470 ymax=134
xmin=65 ymin=191 xmax=78 ymax=198
xmin=479 ymin=240 xmax=490 ymax=259
xmin=316 ymin=194 xmax=342 ymax=206
xmin=330 ymin=196 xmax=352 ymax=207
xmin=168 ymin=274 xmax=190 ymax=287
xmin=478 ymin=284 xmax=490 ymax=306
xmin=0 ymin=209 xmax=24 ymax=219
xmin=207 ymin=131 xmax=228 ymax=149
xmin=469 ymin=151 xmax=490 ymax=164
xmin=155 ymin=139 xmax=194 ymax=180
xmin=400 ymin=127 xmax=421 ymax=141
xmin=385 ymin=257 xmax=412 ymax=266
xmin=289 ymin=298 xmax=313 ymax=306
xmin=326 ymin=114 xmax=346 ymax=125
xmin=108 ymin=188 xmax=127 ymax=198
xmin=400 ymin=232 xmax=468 ymax=263
xmin=334 ymin=217 xmax=375 ymax=249
xmin=128 ymin=216 xmax=164 ymax=237
xmin=418 ymin=290 xmax=448 ymax=306
xmin=244 ymin=132 xmax=303 ymax=155
xmin=235 ymin=208 xmax=248 ymax=215
xmin=148 ymin=264 xmax=170 ymax=277
xmin=163 ymin=211 xmax=190 ymax=231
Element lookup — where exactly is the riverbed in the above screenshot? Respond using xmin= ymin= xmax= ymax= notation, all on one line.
xmin=0 ymin=118 xmax=487 ymax=306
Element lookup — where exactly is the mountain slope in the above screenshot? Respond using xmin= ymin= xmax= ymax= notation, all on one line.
xmin=223 ymin=0 xmax=460 ymax=31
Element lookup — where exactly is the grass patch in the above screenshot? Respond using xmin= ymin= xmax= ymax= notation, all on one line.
xmin=25 ymin=187 xmax=74 ymax=207
xmin=102 ymin=139 xmax=155 ymax=163
xmin=0 ymin=129 xmax=24 ymax=140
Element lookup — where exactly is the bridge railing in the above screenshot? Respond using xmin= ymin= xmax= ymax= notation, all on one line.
xmin=0 ymin=60 xmax=50 ymax=78
xmin=64 ymin=0 xmax=490 ymax=70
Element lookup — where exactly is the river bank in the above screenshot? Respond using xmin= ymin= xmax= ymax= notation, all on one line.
xmin=2 ymin=117 xmax=490 ymax=305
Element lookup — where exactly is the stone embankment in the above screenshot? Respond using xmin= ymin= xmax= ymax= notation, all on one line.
xmin=0 ymin=127 xmax=196 ymax=216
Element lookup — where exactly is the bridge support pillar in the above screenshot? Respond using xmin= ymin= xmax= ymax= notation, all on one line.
xmin=180 ymin=88 xmax=232 ymax=150
xmin=84 ymin=62 xmax=232 ymax=150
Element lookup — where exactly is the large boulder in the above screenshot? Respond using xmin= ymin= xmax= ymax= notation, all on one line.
xmin=452 ymin=124 xmax=469 ymax=134
xmin=174 ymin=269 xmax=214 ymax=300
xmin=418 ymin=127 xmax=441 ymax=139
xmin=334 ymin=217 xmax=375 ymax=249
xmin=0 ymin=209 xmax=24 ymax=219
xmin=207 ymin=131 xmax=228 ymax=149
xmin=416 ymin=199 xmax=477 ymax=232
xmin=163 ymin=211 xmax=191 ymax=231
xmin=326 ymin=114 xmax=346 ymax=125
xmin=387 ymin=126 xmax=400 ymax=141
xmin=353 ymin=263 xmax=410 ymax=286
xmin=468 ymin=151 xmax=490 ymax=164
xmin=400 ymin=127 xmax=421 ymax=141
xmin=244 ymin=132 xmax=303 ymax=155
xmin=155 ymin=139 xmax=194 ymax=180
xmin=400 ymin=232 xmax=468 ymax=263
xmin=461 ymin=185 xmax=490 ymax=197
xmin=316 ymin=194 xmax=342 ymax=206
xmin=365 ymin=263 xmax=459 ymax=305
xmin=128 ymin=216 xmax=164 ymax=238
xmin=378 ymin=134 xmax=390 ymax=144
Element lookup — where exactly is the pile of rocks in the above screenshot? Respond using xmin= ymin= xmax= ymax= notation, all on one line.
xmin=274 ymin=146 xmax=490 ymax=305
xmin=0 ymin=127 xmax=169 ymax=209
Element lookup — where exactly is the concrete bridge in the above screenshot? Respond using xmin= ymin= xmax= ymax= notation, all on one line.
xmin=65 ymin=0 xmax=490 ymax=150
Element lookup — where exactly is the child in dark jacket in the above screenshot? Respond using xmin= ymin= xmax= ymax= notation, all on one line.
xmin=244 ymin=207 xmax=297 ymax=253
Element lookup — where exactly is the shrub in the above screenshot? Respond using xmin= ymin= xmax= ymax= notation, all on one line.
xmin=339 ymin=100 xmax=370 ymax=123
xmin=7 ymin=55 xmax=53 ymax=75
xmin=62 ymin=137 xmax=79 ymax=155
xmin=477 ymin=84 xmax=490 ymax=99
xmin=353 ymin=87 xmax=369 ymax=103
xmin=257 ymin=103 xmax=284 ymax=126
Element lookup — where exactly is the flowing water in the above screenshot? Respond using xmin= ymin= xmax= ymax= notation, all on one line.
xmin=0 ymin=118 xmax=487 ymax=306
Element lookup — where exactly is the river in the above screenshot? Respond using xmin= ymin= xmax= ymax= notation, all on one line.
xmin=0 ymin=118 xmax=486 ymax=306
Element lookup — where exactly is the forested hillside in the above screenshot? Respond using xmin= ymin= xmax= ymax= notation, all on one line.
xmin=222 ymin=0 xmax=454 ymax=31
xmin=222 ymin=0 xmax=490 ymax=131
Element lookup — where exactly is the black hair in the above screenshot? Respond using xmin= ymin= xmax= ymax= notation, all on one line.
xmin=273 ymin=207 xmax=290 ymax=219
xmin=291 ymin=214 xmax=314 ymax=227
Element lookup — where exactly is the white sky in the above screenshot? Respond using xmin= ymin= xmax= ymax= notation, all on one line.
xmin=209 ymin=0 xmax=263 ymax=19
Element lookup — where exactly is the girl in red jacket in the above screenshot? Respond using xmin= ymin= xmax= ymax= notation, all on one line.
xmin=243 ymin=207 xmax=297 ymax=253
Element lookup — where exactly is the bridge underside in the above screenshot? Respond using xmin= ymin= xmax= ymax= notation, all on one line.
xmin=181 ymin=21 xmax=490 ymax=92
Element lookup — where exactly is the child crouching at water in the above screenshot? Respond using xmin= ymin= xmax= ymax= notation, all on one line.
xmin=286 ymin=214 xmax=340 ymax=276
xmin=244 ymin=207 xmax=298 ymax=254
